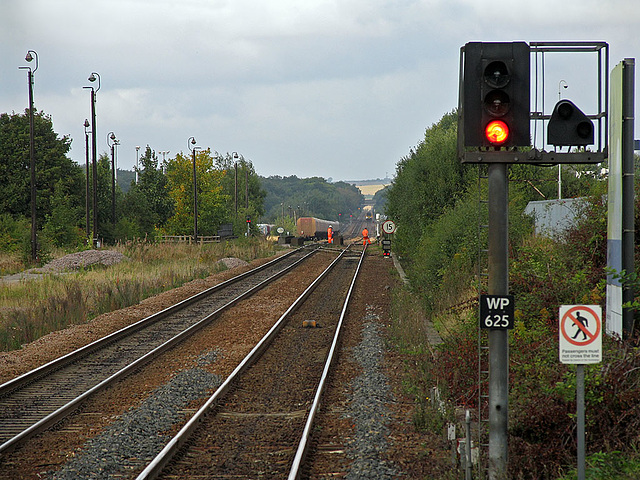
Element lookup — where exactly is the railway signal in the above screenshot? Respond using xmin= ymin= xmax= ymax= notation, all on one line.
xmin=462 ymin=42 xmax=530 ymax=148
xmin=381 ymin=239 xmax=391 ymax=257
xmin=548 ymin=99 xmax=594 ymax=146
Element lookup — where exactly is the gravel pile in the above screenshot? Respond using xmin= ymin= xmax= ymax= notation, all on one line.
xmin=38 ymin=250 xmax=128 ymax=273
xmin=217 ymin=257 xmax=249 ymax=270
xmin=345 ymin=308 xmax=399 ymax=479
xmin=48 ymin=350 xmax=222 ymax=480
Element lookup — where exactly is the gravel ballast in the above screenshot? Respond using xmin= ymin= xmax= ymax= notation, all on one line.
xmin=48 ymin=351 xmax=222 ymax=480
xmin=345 ymin=309 xmax=399 ymax=479
xmin=0 ymin=251 xmax=449 ymax=478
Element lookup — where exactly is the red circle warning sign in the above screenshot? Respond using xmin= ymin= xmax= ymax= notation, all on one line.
xmin=559 ymin=305 xmax=602 ymax=364
xmin=560 ymin=306 xmax=601 ymax=346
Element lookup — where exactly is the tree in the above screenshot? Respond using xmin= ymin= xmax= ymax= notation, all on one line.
xmin=42 ymin=179 xmax=85 ymax=248
xmin=120 ymin=146 xmax=173 ymax=238
xmin=385 ymin=110 xmax=468 ymax=257
xmin=0 ymin=110 xmax=84 ymax=231
xmin=260 ymin=175 xmax=363 ymax=224
xmin=215 ymin=153 xmax=266 ymax=235
xmin=164 ymin=149 xmax=228 ymax=236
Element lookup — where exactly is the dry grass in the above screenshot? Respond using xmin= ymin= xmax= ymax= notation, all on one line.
xmin=389 ymin=287 xmax=432 ymax=354
xmin=0 ymin=238 xmax=279 ymax=351
xmin=0 ymin=252 xmax=23 ymax=276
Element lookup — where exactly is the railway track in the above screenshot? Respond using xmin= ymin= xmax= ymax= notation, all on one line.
xmin=0 ymin=246 xmax=318 ymax=457
xmin=137 ymin=246 xmax=366 ymax=479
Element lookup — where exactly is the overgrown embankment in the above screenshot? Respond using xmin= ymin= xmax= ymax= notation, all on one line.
xmin=385 ymin=111 xmax=640 ymax=478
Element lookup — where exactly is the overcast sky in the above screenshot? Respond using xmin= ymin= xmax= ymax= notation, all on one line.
xmin=2 ymin=0 xmax=639 ymax=182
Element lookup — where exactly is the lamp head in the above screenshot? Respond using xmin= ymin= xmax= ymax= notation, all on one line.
xmin=89 ymin=73 xmax=97 ymax=82
xmin=84 ymin=119 xmax=90 ymax=128
xmin=21 ymin=50 xmax=38 ymax=73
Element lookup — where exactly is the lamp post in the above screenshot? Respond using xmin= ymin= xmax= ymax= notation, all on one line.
xmin=19 ymin=50 xmax=38 ymax=262
xmin=159 ymin=150 xmax=170 ymax=173
xmin=188 ymin=137 xmax=200 ymax=243
xmin=84 ymin=119 xmax=91 ymax=239
xmin=232 ymin=152 xmax=239 ymax=218
xmin=107 ymin=132 xmax=117 ymax=225
xmin=135 ymin=146 xmax=140 ymax=183
xmin=245 ymin=164 xmax=249 ymax=209
xmin=558 ymin=79 xmax=568 ymax=101
xmin=84 ymin=72 xmax=100 ymax=246
xmin=557 ymin=80 xmax=568 ymax=199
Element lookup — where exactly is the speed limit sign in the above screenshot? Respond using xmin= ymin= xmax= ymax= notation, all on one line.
xmin=382 ymin=220 xmax=396 ymax=234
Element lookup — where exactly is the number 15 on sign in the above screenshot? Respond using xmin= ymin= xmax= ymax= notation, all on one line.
xmin=480 ymin=294 xmax=515 ymax=329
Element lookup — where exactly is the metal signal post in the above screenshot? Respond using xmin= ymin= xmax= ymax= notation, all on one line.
xmin=458 ymin=41 xmax=609 ymax=479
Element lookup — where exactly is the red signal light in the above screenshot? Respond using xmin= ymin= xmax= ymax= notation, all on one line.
xmin=485 ymin=120 xmax=509 ymax=145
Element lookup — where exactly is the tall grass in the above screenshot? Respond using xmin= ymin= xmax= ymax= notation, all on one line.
xmin=0 ymin=238 xmax=278 ymax=351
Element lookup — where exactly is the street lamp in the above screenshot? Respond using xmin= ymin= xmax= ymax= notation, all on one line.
xmin=135 ymin=146 xmax=140 ymax=183
xmin=19 ymin=50 xmax=38 ymax=262
xmin=107 ymin=132 xmax=117 ymax=225
xmin=84 ymin=72 xmax=100 ymax=246
xmin=557 ymin=80 xmax=568 ymax=199
xmin=188 ymin=137 xmax=200 ymax=243
xmin=232 ymin=152 xmax=239 ymax=218
xmin=159 ymin=150 xmax=170 ymax=173
xmin=558 ymin=79 xmax=568 ymax=101
xmin=84 ymin=119 xmax=91 ymax=240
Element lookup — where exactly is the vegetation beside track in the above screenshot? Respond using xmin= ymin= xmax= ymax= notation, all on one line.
xmin=385 ymin=111 xmax=640 ymax=478
xmin=0 ymin=238 xmax=279 ymax=352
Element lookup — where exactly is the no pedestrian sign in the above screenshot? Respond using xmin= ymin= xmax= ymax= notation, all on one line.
xmin=559 ymin=305 xmax=602 ymax=364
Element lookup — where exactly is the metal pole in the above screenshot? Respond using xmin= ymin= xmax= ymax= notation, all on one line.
xmin=465 ymin=410 xmax=473 ymax=480
xmin=622 ymin=58 xmax=635 ymax=337
xmin=558 ymin=165 xmax=562 ymax=200
xmin=111 ymin=142 xmax=116 ymax=225
xmin=488 ymin=162 xmax=509 ymax=480
xmin=234 ymin=162 xmax=238 ymax=218
xmin=91 ymin=89 xmax=98 ymax=246
xmin=85 ymin=124 xmax=90 ymax=239
xmin=576 ymin=364 xmax=585 ymax=480
xmin=192 ymin=148 xmax=198 ymax=243
xmin=245 ymin=166 xmax=249 ymax=209
xmin=27 ymin=69 xmax=37 ymax=262
xmin=135 ymin=146 xmax=140 ymax=184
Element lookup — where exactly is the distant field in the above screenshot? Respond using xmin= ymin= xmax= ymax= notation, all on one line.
xmin=356 ymin=184 xmax=388 ymax=197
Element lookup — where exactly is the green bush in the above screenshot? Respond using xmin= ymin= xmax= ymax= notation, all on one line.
xmin=0 ymin=214 xmax=28 ymax=253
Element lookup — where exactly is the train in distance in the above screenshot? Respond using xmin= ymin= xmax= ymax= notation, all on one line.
xmin=297 ymin=217 xmax=340 ymax=240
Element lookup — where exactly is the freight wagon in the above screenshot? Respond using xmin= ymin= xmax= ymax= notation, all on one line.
xmin=296 ymin=217 xmax=340 ymax=240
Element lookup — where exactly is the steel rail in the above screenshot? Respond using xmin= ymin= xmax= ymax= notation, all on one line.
xmin=0 ymin=247 xmax=307 ymax=398
xmin=0 ymin=246 xmax=316 ymax=456
xmin=136 ymin=245 xmax=353 ymax=480
xmin=288 ymin=244 xmax=367 ymax=479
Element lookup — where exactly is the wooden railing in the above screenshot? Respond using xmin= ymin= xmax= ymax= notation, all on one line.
xmin=159 ymin=235 xmax=221 ymax=244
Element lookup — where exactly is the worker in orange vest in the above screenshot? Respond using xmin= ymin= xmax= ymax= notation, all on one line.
xmin=327 ymin=225 xmax=333 ymax=244
xmin=362 ymin=227 xmax=370 ymax=245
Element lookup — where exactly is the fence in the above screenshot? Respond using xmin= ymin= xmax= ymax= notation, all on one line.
xmin=159 ymin=235 xmax=221 ymax=244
